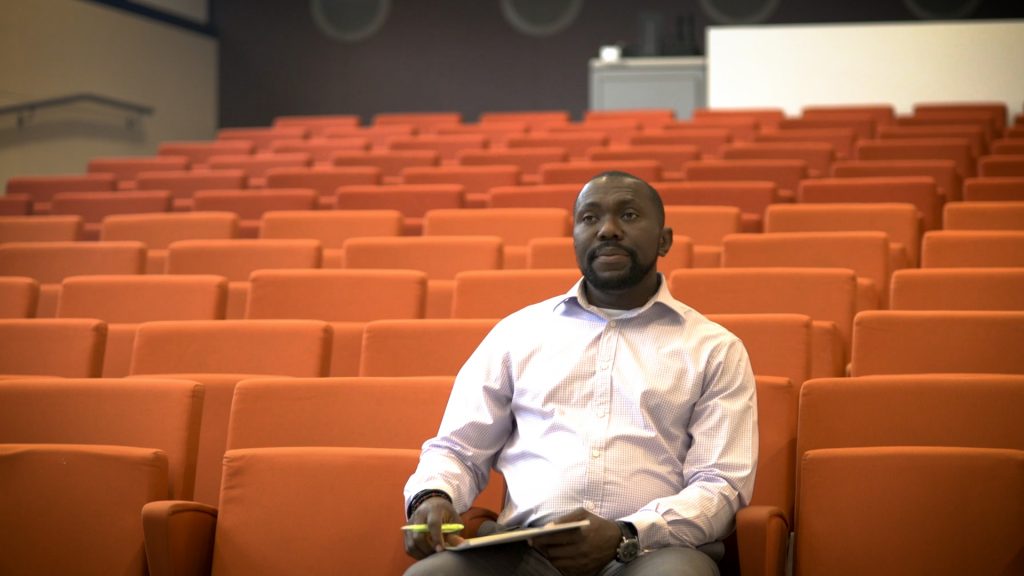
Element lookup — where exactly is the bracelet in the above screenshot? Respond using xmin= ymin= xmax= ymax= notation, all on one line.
xmin=407 ymin=489 xmax=452 ymax=519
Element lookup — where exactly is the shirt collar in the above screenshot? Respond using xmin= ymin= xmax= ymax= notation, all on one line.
xmin=554 ymin=274 xmax=685 ymax=321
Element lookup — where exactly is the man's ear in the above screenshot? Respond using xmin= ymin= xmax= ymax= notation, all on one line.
xmin=658 ymin=227 xmax=673 ymax=256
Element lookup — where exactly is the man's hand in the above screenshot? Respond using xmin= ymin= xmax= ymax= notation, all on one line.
xmin=529 ymin=508 xmax=622 ymax=576
xmin=403 ymin=497 xmax=465 ymax=559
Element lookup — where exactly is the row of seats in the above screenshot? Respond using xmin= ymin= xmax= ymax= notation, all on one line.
xmin=3 ymin=370 xmax=1021 ymax=576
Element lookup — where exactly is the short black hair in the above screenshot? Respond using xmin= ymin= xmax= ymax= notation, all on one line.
xmin=578 ymin=171 xmax=665 ymax=227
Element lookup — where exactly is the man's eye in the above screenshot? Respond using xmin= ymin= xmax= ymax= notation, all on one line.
xmin=622 ymin=211 xmax=639 ymax=221
xmin=579 ymin=214 xmax=597 ymax=224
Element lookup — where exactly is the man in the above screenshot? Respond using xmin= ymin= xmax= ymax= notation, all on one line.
xmin=403 ymin=171 xmax=758 ymax=576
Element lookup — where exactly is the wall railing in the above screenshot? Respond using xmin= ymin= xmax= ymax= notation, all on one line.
xmin=0 ymin=93 xmax=154 ymax=130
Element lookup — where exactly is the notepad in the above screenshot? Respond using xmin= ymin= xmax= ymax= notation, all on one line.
xmin=446 ymin=519 xmax=590 ymax=551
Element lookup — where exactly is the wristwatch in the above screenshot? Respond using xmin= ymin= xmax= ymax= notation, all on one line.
xmin=615 ymin=521 xmax=640 ymax=563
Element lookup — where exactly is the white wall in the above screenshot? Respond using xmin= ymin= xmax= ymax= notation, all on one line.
xmin=0 ymin=0 xmax=217 ymax=188
xmin=707 ymin=20 xmax=1024 ymax=119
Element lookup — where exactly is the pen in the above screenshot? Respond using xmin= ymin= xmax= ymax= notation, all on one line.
xmin=401 ymin=523 xmax=465 ymax=533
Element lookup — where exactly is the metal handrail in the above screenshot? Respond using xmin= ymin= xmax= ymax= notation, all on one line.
xmin=0 ymin=93 xmax=154 ymax=128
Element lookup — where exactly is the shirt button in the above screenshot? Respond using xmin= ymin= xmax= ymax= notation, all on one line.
xmin=596 ymin=410 xmax=606 ymax=418
xmin=591 ymin=449 xmax=601 ymax=458
xmin=584 ymin=501 xmax=595 ymax=510
xmin=609 ymin=321 xmax=617 ymax=328
xmin=599 ymin=362 xmax=610 ymax=370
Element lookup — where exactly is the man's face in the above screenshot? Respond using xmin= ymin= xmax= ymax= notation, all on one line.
xmin=573 ymin=176 xmax=670 ymax=292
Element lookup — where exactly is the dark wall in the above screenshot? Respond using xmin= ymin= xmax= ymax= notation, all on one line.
xmin=214 ymin=0 xmax=1022 ymax=127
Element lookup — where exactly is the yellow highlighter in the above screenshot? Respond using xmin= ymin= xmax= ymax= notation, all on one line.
xmin=401 ymin=523 xmax=465 ymax=534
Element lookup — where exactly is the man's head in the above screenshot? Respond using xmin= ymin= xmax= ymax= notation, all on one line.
xmin=572 ymin=171 xmax=672 ymax=309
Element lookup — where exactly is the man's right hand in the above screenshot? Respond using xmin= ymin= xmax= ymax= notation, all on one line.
xmin=404 ymin=497 xmax=464 ymax=559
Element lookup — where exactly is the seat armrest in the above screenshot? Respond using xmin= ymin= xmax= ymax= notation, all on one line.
xmin=142 ymin=500 xmax=218 ymax=576
xmin=735 ymin=504 xmax=789 ymax=576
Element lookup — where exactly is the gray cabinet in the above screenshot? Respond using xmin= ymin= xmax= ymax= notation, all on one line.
xmin=589 ymin=57 xmax=706 ymax=120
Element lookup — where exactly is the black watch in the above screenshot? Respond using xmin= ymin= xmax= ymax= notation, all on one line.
xmin=614 ymin=521 xmax=640 ymax=563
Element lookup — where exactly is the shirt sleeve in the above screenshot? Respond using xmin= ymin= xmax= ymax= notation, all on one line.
xmin=403 ymin=322 xmax=516 ymax=515
xmin=623 ymin=336 xmax=759 ymax=548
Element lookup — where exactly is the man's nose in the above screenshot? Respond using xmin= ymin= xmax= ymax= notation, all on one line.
xmin=597 ymin=216 xmax=623 ymax=240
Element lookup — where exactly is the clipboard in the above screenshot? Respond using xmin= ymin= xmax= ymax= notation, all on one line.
xmin=446 ymin=519 xmax=590 ymax=551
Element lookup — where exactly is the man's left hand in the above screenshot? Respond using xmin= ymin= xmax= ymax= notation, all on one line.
xmin=529 ymin=508 xmax=623 ymax=576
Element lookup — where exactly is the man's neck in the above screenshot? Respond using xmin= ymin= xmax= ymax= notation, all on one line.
xmin=583 ymin=275 xmax=661 ymax=310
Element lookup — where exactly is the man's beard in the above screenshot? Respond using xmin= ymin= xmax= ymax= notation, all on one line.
xmin=582 ymin=243 xmax=657 ymax=291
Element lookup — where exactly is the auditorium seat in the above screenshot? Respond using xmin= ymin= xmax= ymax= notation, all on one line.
xmin=856 ymin=138 xmax=975 ymax=178
xmin=722 ymin=231 xmax=890 ymax=310
xmin=585 ymin=108 xmax=675 ymax=124
xmin=657 ymin=181 xmax=780 ymax=233
xmin=87 ymin=155 xmax=189 ymax=189
xmin=539 ymin=160 xmax=661 ymax=186
xmin=389 ymin=133 xmax=489 ymax=162
xmin=777 ymin=117 xmax=875 ymax=140
xmin=192 ymin=188 xmax=318 ymax=237
xmin=142 ymin=447 xmax=420 ymax=576
xmin=797 ymin=176 xmax=943 ymax=231
xmin=129 ymin=319 xmax=332 ymax=505
xmin=457 ymin=147 xmax=568 ymax=185
xmin=0 ymin=241 xmax=146 ymax=316
xmin=422 ymin=207 xmax=570 ymax=268
xmin=334 ymin=183 xmax=464 ymax=235
xmin=264 ymin=165 xmax=382 ymax=209
xmin=586 ymin=145 xmax=701 ymax=180
xmin=629 ymin=129 xmax=731 ymax=156
xmin=0 ymin=318 xmax=107 ymax=378
xmin=525 ymin=235 xmax=693 ymax=275
xmin=343 ymin=236 xmax=503 ymax=317
xmin=921 ymin=230 xmax=1024 ymax=267
xmin=6 ymin=173 xmax=116 ymax=214
xmin=259 ymin=209 xmax=402 ymax=267
xmin=850 ymin=310 xmax=1024 ymax=376
xmin=962 ymin=177 xmax=1024 ymax=201
xmin=272 ymin=113 xmax=360 ymax=135
xmin=402 ymin=164 xmax=521 ymax=208
xmin=801 ymin=104 xmax=894 ymax=125
xmin=991 ymin=138 xmax=1024 ymax=155
xmin=943 ymin=201 xmax=1024 ymax=230
xmin=246 ymin=269 xmax=427 ymax=376
xmin=479 ymin=110 xmax=570 ymax=129
xmin=51 ymin=190 xmax=172 ymax=240
xmin=135 ymin=169 xmax=248 ymax=211
xmin=359 ymin=318 xmax=498 ymax=376
xmin=0 ymin=215 xmax=82 ymax=242
xmin=830 ymin=159 xmax=962 ymax=202
xmin=269 ymin=137 xmax=371 ymax=166
xmin=877 ymin=124 xmax=987 ymax=156
xmin=57 ymin=274 xmax=227 ymax=377
xmin=686 ymin=116 xmax=760 ymax=142
xmin=978 ymin=154 xmax=1024 ymax=177
xmin=669 ymin=268 xmax=858 ymax=378
xmin=206 ymin=153 xmax=313 ymax=187
xmin=435 ymin=122 xmax=529 ymax=147
xmin=913 ymin=102 xmax=1006 ymax=132
xmin=507 ymin=132 xmax=608 ymax=160
xmin=323 ymin=124 xmax=417 ymax=150
xmin=0 ymin=194 xmax=31 ymax=216
xmin=487 ymin=183 xmax=580 ymax=209
xmin=373 ymin=111 xmax=462 ymax=129
xmin=754 ymin=128 xmax=857 ymax=159
xmin=664 ymin=205 xmax=742 ymax=268
xmin=765 ymin=203 xmax=920 ymax=268
xmin=546 ymin=119 xmax=643 ymax=147
xmin=721 ymin=142 xmax=835 ymax=178
xmin=331 ymin=149 xmax=440 ymax=184
xmin=889 ymin=268 xmax=1024 ymax=311
xmin=451 ymin=269 xmax=580 ymax=319
xmin=100 ymin=211 xmax=239 ymax=273
xmin=693 ymin=107 xmax=785 ymax=130
xmin=684 ymin=159 xmax=809 ymax=200
xmin=216 ymin=126 xmax=308 ymax=152
xmin=0 ymin=277 xmax=38 ymax=318
xmin=157 ymin=140 xmax=254 ymax=168
xmin=166 ymin=239 xmax=322 ymax=318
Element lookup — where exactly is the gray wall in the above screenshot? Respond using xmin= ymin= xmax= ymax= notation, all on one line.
xmin=214 ymin=0 xmax=1023 ymax=127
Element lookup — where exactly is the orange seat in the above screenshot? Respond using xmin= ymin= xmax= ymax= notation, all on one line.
xmin=0 ymin=195 xmax=31 ymax=216
xmin=801 ymin=105 xmax=894 ymax=125
xmin=0 ymin=215 xmax=82 ymax=242
xmin=754 ymin=128 xmax=857 ymax=158
xmin=334 ymin=184 xmax=464 ymax=235
xmin=657 ymin=181 xmax=781 ymax=232
xmin=0 ymin=318 xmax=107 ymax=378
xmin=538 ymin=160 xmax=661 ymax=186
xmin=991 ymin=138 xmax=1024 ymax=155
xmin=6 ymin=173 xmax=116 ymax=214
xmin=451 ymin=269 xmax=580 ymax=319
xmin=264 ymin=166 xmax=381 ymax=209
xmin=401 ymin=164 xmax=521 ymax=208
xmin=585 ymin=108 xmax=675 ymax=124
xmin=479 ymin=110 xmax=570 ymax=129
xmin=343 ymin=236 xmax=503 ymax=317
xmin=129 ymin=319 xmax=333 ymax=505
xmin=797 ymin=176 xmax=943 ymax=231
xmin=777 ymin=117 xmax=875 ymax=140
xmin=856 ymin=138 xmax=975 ymax=178
xmin=50 ymin=190 xmax=172 ymax=240
xmin=0 ymin=277 xmax=39 ymax=318
xmin=943 ymin=201 xmax=1024 ymax=230
xmin=913 ymin=102 xmax=1006 ymax=132
xmin=216 ymin=126 xmax=308 ymax=152
xmin=323 ymin=124 xmax=417 ymax=149
xmin=721 ymin=142 xmax=835 ymax=178
xmin=587 ymin=145 xmax=701 ymax=180
xmin=157 ymin=140 xmax=254 ymax=167
xmin=272 ymin=113 xmax=360 ymax=136
xmin=269 ymin=137 xmax=370 ymax=166
xmin=877 ymin=124 xmax=987 ymax=156
xmin=487 ymin=184 xmax=581 ymax=209
xmin=259 ymin=209 xmax=402 ymax=267
xmin=629 ymin=129 xmax=731 ymax=156
xmin=434 ymin=122 xmax=530 ymax=147
xmin=100 ymin=211 xmax=239 ymax=274
xmin=373 ymin=111 xmax=462 ymax=129
xmin=546 ymin=120 xmax=643 ymax=147
xmin=830 ymin=159 xmax=962 ymax=202
xmin=135 ymin=169 xmax=248 ymax=211
xmin=206 ymin=153 xmax=312 ymax=187
xmin=0 ymin=241 xmax=146 ymax=316
xmin=889 ymin=268 xmax=1024 ymax=311
xmin=921 ymin=230 xmax=1024 ymax=267
xmin=664 ymin=205 xmax=742 ymax=268
xmin=507 ymin=132 xmax=608 ymax=160
xmin=686 ymin=117 xmax=760 ymax=142
xmin=192 ymin=188 xmax=318 ymax=238
xmin=765 ymin=203 xmax=920 ymax=268
xmin=87 ymin=156 xmax=189 ymax=189
xmin=422 ymin=207 xmax=570 ymax=268
xmin=850 ymin=310 xmax=1024 ymax=376
xmin=57 ymin=274 xmax=227 ymax=377
xmin=978 ymin=154 xmax=1024 ymax=177
xmin=331 ymin=149 xmax=440 ymax=183
xmin=389 ymin=133 xmax=489 ymax=162
xmin=457 ymin=147 xmax=568 ymax=184
xmin=684 ymin=159 xmax=808 ymax=200
xmin=693 ymin=107 xmax=785 ymax=130
xmin=962 ymin=176 xmax=1024 ymax=201
xmin=359 ymin=318 xmax=498 ymax=377
xmin=166 ymin=239 xmax=321 ymax=318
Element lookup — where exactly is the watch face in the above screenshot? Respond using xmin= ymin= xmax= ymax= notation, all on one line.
xmin=617 ymin=538 xmax=640 ymax=562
